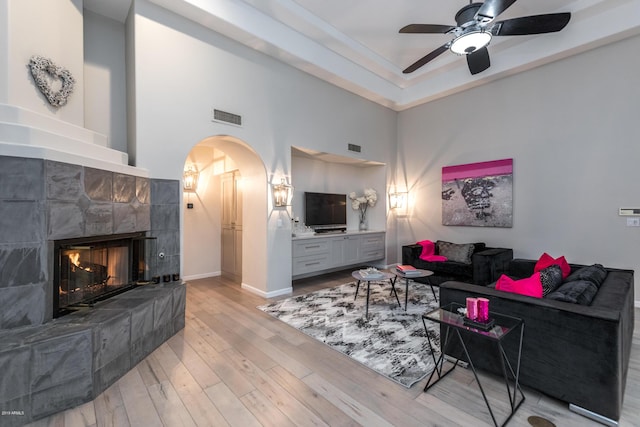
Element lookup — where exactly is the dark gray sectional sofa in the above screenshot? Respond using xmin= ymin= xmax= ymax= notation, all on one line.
xmin=439 ymin=258 xmax=634 ymax=425
xmin=402 ymin=241 xmax=513 ymax=286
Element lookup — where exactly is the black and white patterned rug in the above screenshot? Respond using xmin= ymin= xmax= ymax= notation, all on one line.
xmin=257 ymin=280 xmax=440 ymax=388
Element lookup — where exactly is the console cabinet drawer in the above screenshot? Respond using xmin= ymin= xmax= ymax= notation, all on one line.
xmin=292 ymin=239 xmax=330 ymax=256
xmin=292 ymin=253 xmax=331 ymax=275
xmin=292 ymin=232 xmax=385 ymax=278
xmin=360 ymin=234 xmax=384 ymax=250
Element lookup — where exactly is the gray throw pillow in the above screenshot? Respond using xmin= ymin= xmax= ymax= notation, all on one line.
xmin=539 ymin=264 xmax=563 ymax=297
xmin=547 ymin=280 xmax=598 ymax=305
xmin=565 ymin=264 xmax=607 ymax=288
xmin=436 ymin=241 xmax=474 ymax=264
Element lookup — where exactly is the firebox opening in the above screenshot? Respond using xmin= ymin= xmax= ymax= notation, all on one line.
xmin=53 ymin=232 xmax=157 ymax=317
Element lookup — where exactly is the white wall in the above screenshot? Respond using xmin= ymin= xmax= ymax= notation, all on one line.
xmin=397 ymin=34 xmax=640 ymax=298
xmin=84 ymin=10 xmax=128 ymax=153
xmin=3 ymin=0 xmax=84 ymax=125
xmin=130 ymin=0 xmax=397 ymax=294
xmin=182 ymin=144 xmax=222 ymax=280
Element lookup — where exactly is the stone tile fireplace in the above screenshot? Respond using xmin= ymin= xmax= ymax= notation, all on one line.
xmin=0 ymin=155 xmax=184 ymax=425
xmin=53 ymin=232 xmax=155 ymax=317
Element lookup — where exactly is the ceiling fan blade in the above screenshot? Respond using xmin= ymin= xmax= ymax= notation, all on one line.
xmin=467 ymin=47 xmax=490 ymax=75
xmin=403 ymin=44 xmax=449 ymax=74
xmin=399 ymin=24 xmax=455 ymax=34
xmin=476 ymin=0 xmax=518 ymax=23
xmin=492 ymin=13 xmax=571 ymax=36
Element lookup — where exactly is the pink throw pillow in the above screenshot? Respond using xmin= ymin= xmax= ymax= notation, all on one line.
xmin=534 ymin=253 xmax=570 ymax=279
xmin=496 ymin=273 xmax=543 ymax=298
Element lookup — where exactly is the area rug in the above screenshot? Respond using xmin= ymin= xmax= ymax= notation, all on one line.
xmin=257 ymin=280 xmax=440 ymax=388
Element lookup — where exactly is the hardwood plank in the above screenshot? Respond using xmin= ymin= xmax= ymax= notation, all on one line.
xmin=266 ymin=365 xmax=360 ymax=427
xmin=219 ymin=347 xmax=329 ymax=427
xmin=167 ymin=332 xmax=222 ymax=389
xmin=151 ymin=335 xmax=230 ymax=427
xmin=302 ymin=372 xmax=397 ymax=427
xmin=146 ymin=380 xmax=197 ymax=427
xmin=28 ymin=272 xmax=640 ymax=427
xmin=181 ymin=322 xmax=257 ymax=397
xmin=92 ymin=382 xmax=131 ymax=427
xmin=136 ymin=354 xmax=169 ymax=388
xmin=204 ymin=382 xmax=262 ymax=427
xmin=239 ymin=389 xmax=298 ymax=427
xmin=117 ymin=367 xmax=163 ymax=427
xmin=186 ymin=316 xmax=233 ymax=352
xmin=196 ymin=310 xmax=279 ymax=372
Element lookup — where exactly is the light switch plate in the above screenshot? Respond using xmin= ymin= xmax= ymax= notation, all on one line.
xmin=626 ymin=217 xmax=640 ymax=227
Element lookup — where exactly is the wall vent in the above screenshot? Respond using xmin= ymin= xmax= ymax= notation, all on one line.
xmin=212 ymin=109 xmax=242 ymax=126
xmin=347 ymin=143 xmax=361 ymax=153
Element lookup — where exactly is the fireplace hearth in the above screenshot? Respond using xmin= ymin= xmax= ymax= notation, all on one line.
xmin=54 ymin=232 xmax=156 ymax=317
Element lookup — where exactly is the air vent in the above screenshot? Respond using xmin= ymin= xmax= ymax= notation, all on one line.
xmin=348 ymin=143 xmax=361 ymax=153
xmin=212 ymin=109 xmax=242 ymax=126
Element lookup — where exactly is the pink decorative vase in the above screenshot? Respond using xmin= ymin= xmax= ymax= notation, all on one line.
xmin=466 ymin=297 xmax=478 ymax=320
xmin=477 ymin=297 xmax=490 ymax=322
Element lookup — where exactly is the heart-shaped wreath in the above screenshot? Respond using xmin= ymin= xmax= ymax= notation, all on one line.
xmin=28 ymin=55 xmax=75 ymax=108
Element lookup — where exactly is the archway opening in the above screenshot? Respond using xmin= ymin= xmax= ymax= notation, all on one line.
xmin=181 ymin=135 xmax=268 ymax=294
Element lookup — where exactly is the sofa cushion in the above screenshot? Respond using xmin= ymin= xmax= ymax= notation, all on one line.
xmin=546 ymin=280 xmax=599 ymax=305
xmin=436 ymin=241 xmax=475 ymax=264
xmin=539 ymin=264 xmax=563 ymax=296
xmin=565 ymin=264 xmax=607 ymax=288
xmin=495 ymin=273 xmax=543 ymax=298
xmin=535 ymin=253 xmax=570 ymax=279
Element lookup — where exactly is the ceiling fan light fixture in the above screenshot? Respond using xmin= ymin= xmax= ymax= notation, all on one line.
xmin=450 ymin=30 xmax=492 ymax=55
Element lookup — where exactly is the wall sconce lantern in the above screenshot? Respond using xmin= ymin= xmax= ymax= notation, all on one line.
xmin=272 ymin=178 xmax=293 ymax=207
xmin=183 ymin=166 xmax=199 ymax=192
xmin=389 ymin=192 xmax=407 ymax=210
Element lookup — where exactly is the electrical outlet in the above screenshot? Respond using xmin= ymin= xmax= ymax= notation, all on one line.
xmin=626 ymin=217 xmax=640 ymax=227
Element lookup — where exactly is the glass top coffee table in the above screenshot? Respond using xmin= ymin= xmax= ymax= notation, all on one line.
xmin=422 ymin=302 xmax=525 ymax=427
xmin=390 ymin=268 xmax=435 ymax=310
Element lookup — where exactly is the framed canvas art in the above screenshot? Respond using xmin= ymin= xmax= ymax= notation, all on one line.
xmin=442 ymin=158 xmax=513 ymax=227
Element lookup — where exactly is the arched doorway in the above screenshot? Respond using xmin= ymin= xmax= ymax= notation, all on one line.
xmin=181 ymin=135 xmax=268 ymax=293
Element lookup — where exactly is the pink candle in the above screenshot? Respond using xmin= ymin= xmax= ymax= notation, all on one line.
xmin=477 ymin=297 xmax=490 ymax=322
xmin=466 ymin=297 xmax=478 ymax=320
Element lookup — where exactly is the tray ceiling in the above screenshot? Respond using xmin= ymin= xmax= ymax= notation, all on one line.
xmin=87 ymin=0 xmax=640 ymax=110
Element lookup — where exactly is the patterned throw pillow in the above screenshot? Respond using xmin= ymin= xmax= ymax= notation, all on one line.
xmin=436 ymin=241 xmax=475 ymax=264
xmin=539 ymin=264 xmax=563 ymax=297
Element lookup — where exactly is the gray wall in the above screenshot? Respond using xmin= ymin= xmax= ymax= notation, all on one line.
xmin=397 ymin=34 xmax=640 ymax=299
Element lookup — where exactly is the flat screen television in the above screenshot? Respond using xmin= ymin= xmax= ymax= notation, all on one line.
xmin=304 ymin=192 xmax=347 ymax=229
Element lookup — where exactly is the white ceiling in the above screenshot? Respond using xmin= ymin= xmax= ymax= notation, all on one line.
xmin=86 ymin=0 xmax=640 ymax=111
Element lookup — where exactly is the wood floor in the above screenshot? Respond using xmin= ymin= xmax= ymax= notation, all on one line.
xmin=27 ymin=270 xmax=640 ymax=427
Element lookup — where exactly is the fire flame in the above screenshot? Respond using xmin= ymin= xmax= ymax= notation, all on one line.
xmin=68 ymin=252 xmax=91 ymax=272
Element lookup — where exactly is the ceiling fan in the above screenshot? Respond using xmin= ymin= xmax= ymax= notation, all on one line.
xmin=399 ymin=0 xmax=571 ymax=75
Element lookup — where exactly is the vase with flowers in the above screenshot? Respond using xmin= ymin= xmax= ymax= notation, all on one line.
xmin=349 ymin=188 xmax=377 ymax=231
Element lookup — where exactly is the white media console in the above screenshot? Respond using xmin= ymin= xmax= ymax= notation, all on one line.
xmin=292 ymin=231 xmax=385 ymax=278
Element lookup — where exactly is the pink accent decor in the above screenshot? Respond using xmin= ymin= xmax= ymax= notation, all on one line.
xmin=477 ymin=298 xmax=490 ymax=322
xmin=534 ymin=253 xmax=571 ymax=279
xmin=496 ymin=273 xmax=543 ymax=298
xmin=442 ymin=158 xmax=513 ymax=182
xmin=466 ymin=297 xmax=478 ymax=320
xmin=417 ymin=240 xmax=448 ymax=262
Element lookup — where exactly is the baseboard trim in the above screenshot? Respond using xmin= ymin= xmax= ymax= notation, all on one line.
xmin=182 ymin=272 xmax=221 ymax=281
xmin=569 ymin=404 xmax=617 ymax=426
xmin=241 ymin=282 xmax=292 ymax=299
